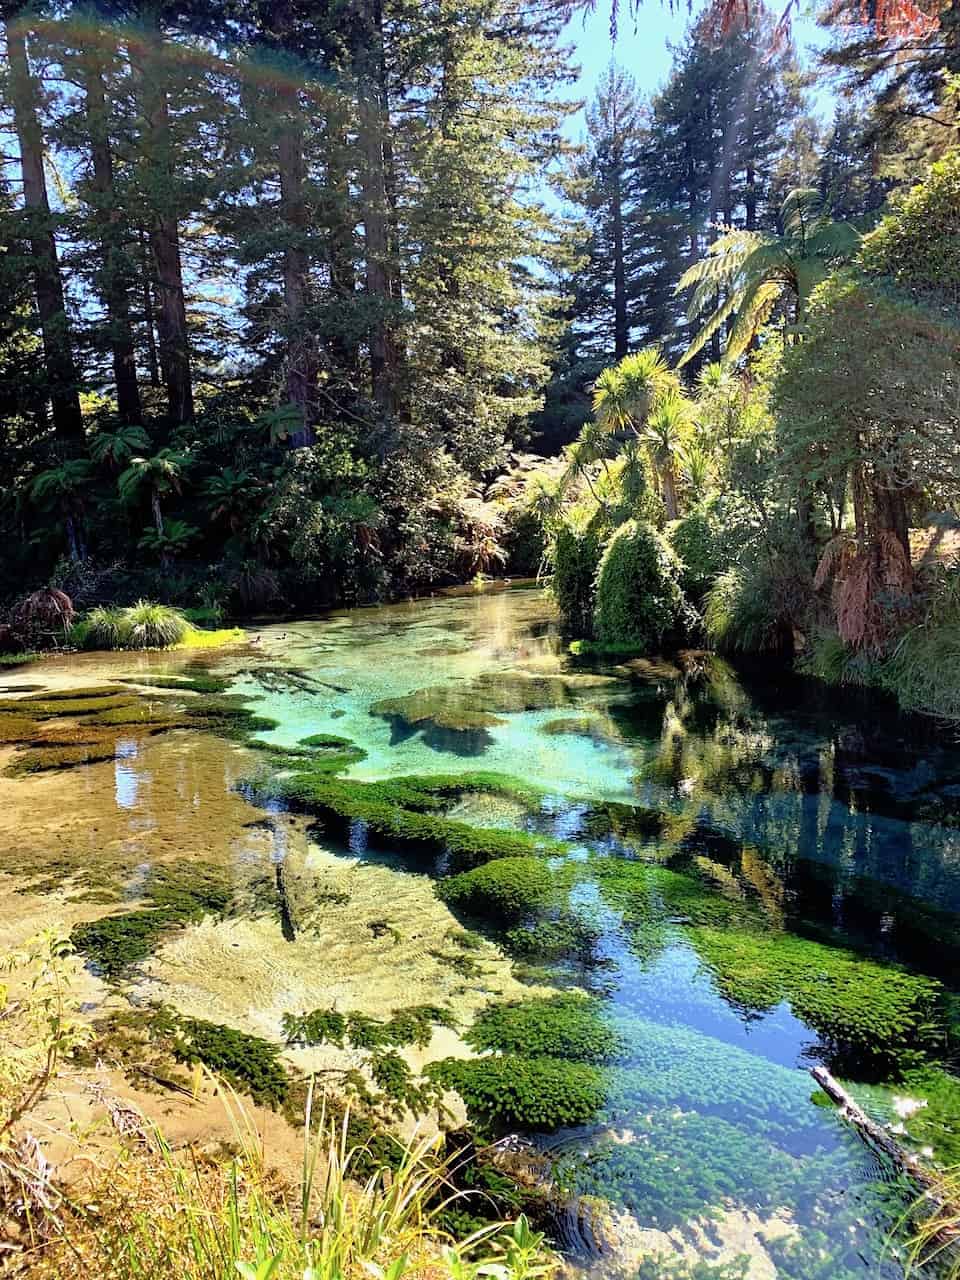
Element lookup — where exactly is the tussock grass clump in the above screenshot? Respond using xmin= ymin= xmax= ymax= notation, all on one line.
xmin=124 ymin=599 xmax=189 ymax=649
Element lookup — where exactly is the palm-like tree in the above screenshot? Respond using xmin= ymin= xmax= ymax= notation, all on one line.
xmin=644 ymin=394 xmax=693 ymax=520
xmin=89 ymin=425 xmax=151 ymax=471
xmin=203 ymin=468 xmax=260 ymax=533
xmin=592 ymin=348 xmax=679 ymax=435
xmin=559 ymin=348 xmax=681 ymax=510
xmin=676 ymin=189 xmax=860 ymax=369
xmin=29 ymin=459 xmax=94 ymax=561
xmin=118 ymin=448 xmax=190 ymax=536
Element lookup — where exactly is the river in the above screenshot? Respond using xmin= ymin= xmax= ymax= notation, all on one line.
xmin=2 ymin=583 xmax=959 ymax=1279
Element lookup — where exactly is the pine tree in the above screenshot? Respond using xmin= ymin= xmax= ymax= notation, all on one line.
xmin=3 ymin=6 xmax=85 ymax=451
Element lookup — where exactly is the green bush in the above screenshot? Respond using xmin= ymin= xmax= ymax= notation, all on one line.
xmin=668 ymin=499 xmax=729 ymax=601
xmin=877 ymin=568 xmax=960 ymax=718
xmin=592 ymin=519 xmax=684 ymax=650
xmin=859 ymin=148 xmax=960 ymax=301
xmin=548 ymin=519 xmax=602 ymax=637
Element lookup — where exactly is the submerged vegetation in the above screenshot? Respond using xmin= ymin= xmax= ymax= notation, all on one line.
xmin=2 ymin=0 xmax=960 ymax=1272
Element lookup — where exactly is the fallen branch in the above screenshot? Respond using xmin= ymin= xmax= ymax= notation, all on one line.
xmin=811 ymin=1064 xmax=939 ymax=1192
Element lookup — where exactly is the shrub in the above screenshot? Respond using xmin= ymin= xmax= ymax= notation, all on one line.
xmin=859 ymin=148 xmax=960 ymax=302
xmin=548 ymin=518 xmax=603 ymax=637
xmin=10 ymin=587 xmax=75 ymax=646
xmin=668 ymin=499 xmax=729 ymax=601
xmin=704 ymin=530 xmax=814 ymax=655
xmin=592 ymin=519 xmax=684 ymax=650
xmin=877 ymin=568 xmax=960 ymax=718
xmin=124 ymin=600 xmax=189 ymax=648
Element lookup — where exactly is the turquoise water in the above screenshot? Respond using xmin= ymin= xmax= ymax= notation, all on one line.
xmin=231 ymin=585 xmax=960 ymax=1277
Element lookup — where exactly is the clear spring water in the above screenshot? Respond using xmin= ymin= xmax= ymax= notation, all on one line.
xmin=226 ymin=584 xmax=960 ymax=1279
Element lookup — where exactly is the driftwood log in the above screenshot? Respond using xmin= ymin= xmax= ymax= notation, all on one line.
xmin=810 ymin=1065 xmax=940 ymax=1194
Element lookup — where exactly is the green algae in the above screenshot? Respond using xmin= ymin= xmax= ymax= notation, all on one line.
xmin=70 ymin=863 xmax=234 ymax=978
xmin=467 ymin=994 xmax=625 ymax=1064
xmin=689 ymin=926 xmax=945 ymax=1069
xmin=427 ymin=1054 xmax=606 ymax=1132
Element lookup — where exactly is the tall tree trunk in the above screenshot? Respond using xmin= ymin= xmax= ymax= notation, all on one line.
xmin=278 ymin=94 xmax=317 ymax=447
xmin=353 ymin=0 xmax=400 ymax=414
xmin=325 ymin=114 xmax=358 ymax=372
xmin=661 ymin=465 xmax=679 ymax=521
xmin=745 ymin=163 xmax=757 ymax=232
xmin=139 ymin=24 xmax=193 ymax=425
xmin=82 ymin=53 xmax=143 ymax=424
xmin=137 ymin=225 xmax=161 ymax=387
xmin=611 ymin=165 xmax=628 ymax=359
xmin=6 ymin=15 xmax=85 ymax=452
xmin=151 ymin=487 xmax=164 ymax=536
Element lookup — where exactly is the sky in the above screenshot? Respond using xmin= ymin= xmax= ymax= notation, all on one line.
xmin=559 ymin=0 xmax=839 ymax=147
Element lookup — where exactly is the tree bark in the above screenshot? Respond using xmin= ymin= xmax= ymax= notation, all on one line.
xmin=278 ymin=96 xmax=317 ymax=447
xmin=138 ymin=25 xmax=193 ymax=425
xmin=353 ymin=0 xmax=400 ymax=414
xmin=611 ymin=165 xmax=628 ymax=359
xmin=137 ymin=226 xmax=161 ymax=388
xmin=83 ymin=53 xmax=143 ymax=424
xmin=6 ymin=15 xmax=85 ymax=452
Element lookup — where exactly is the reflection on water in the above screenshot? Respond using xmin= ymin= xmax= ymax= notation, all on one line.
xmin=5 ymin=584 xmax=960 ymax=1277
xmin=236 ymin=586 xmax=960 ymax=1277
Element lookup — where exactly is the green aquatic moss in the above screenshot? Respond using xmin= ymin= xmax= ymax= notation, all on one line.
xmin=70 ymin=864 xmax=233 ymax=978
xmin=0 ymin=693 xmax=135 ymax=718
xmin=438 ymin=857 xmax=558 ymax=920
xmin=271 ymin=771 xmax=558 ymax=869
xmin=428 ymin=1054 xmax=606 ymax=1131
xmin=851 ymin=1066 xmax=960 ymax=1166
xmin=554 ymin=1112 xmax=792 ymax=1230
xmin=468 ymin=995 xmax=626 ymax=1065
xmin=4 ymin=742 xmax=119 ymax=775
xmin=283 ymin=1003 xmax=455 ymax=1051
xmin=503 ymin=918 xmax=602 ymax=961
xmin=689 ymin=926 xmax=945 ymax=1068
xmin=0 ymin=714 xmax=45 ymax=745
xmin=173 ymin=1016 xmax=289 ymax=1108
xmin=118 ymin=674 xmax=232 ymax=695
